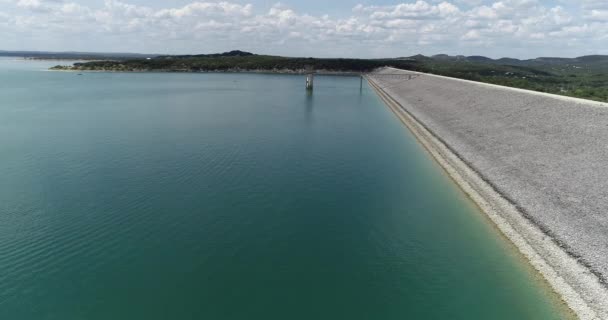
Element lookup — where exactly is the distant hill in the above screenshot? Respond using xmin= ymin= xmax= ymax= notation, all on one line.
xmin=431 ymin=54 xmax=453 ymax=60
xmin=574 ymin=55 xmax=608 ymax=63
xmin=496 ymin=58 xmax=522 ymax=65
xmin=158 ymin=50 xmax=255 ymax=59
xmin=406 ymin=53 xmax=608 ymax=69
xmin=466 ymin=55 xmax=495 ymax=63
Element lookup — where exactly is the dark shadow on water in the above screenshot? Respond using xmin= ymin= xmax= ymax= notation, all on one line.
xmin=305 ymin=90 xmax=314 ymax=125
xmin=357 ymin=77 xmax=365 ymax=104
xmin=360 ymin=76 xmax=364 ymax=95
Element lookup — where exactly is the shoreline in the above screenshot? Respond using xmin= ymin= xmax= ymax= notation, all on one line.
xmin=50 ymin=64 xmax=608 ymax=104
xmin=366 ymin=73 xmax=608 ymax=320
xmin=48 ymin=67 xmax=363 ymax=76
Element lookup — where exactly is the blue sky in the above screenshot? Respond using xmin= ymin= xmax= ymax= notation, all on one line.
xmin=1 ymin=0 xmax=606 ymax=58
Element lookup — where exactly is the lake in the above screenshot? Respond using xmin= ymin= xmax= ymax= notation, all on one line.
xmin=0 ymin=58 xmax=573 ymax=319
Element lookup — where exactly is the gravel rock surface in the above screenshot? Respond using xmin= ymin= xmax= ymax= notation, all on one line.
xmin=370 ymin=67 xmax=608 ymax=283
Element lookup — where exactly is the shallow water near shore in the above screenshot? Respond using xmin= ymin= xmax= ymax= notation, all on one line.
xmin=0 ymin=58 xmax=574 ymax=319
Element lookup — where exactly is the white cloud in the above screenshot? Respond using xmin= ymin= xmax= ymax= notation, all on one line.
xmin=1 ymin=0 xmax=607 ymax=58
xmin=16 ymin=0 xmax=51 ymax=12
xmin=368 ymin=1 xmax=460 ymax=20
xmin=462 ymin=29 xmax=481 ymax=40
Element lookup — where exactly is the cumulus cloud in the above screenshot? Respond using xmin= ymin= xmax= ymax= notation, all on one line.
xmin=2 ymin=0 xmax=607 ymax=58
xmin=15 ymin=0 xmax=55 ymax=12
xmin=368 ymin=1 xmax=460 ymax=20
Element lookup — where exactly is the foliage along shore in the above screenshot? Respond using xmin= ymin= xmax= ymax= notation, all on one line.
xmin=51 ymin=50 xmax=608 ymax=102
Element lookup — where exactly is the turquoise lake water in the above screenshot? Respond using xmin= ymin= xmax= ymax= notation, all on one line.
xmin=0 ymin=58 xmax=573 ymax=319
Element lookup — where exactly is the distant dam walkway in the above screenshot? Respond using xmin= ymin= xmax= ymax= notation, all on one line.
xmin=368 ymin=67 xmax=608 ymax=319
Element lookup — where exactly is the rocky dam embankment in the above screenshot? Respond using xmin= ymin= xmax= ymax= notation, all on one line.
xmin=368 ymin=67 xmax=608 ymax=320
